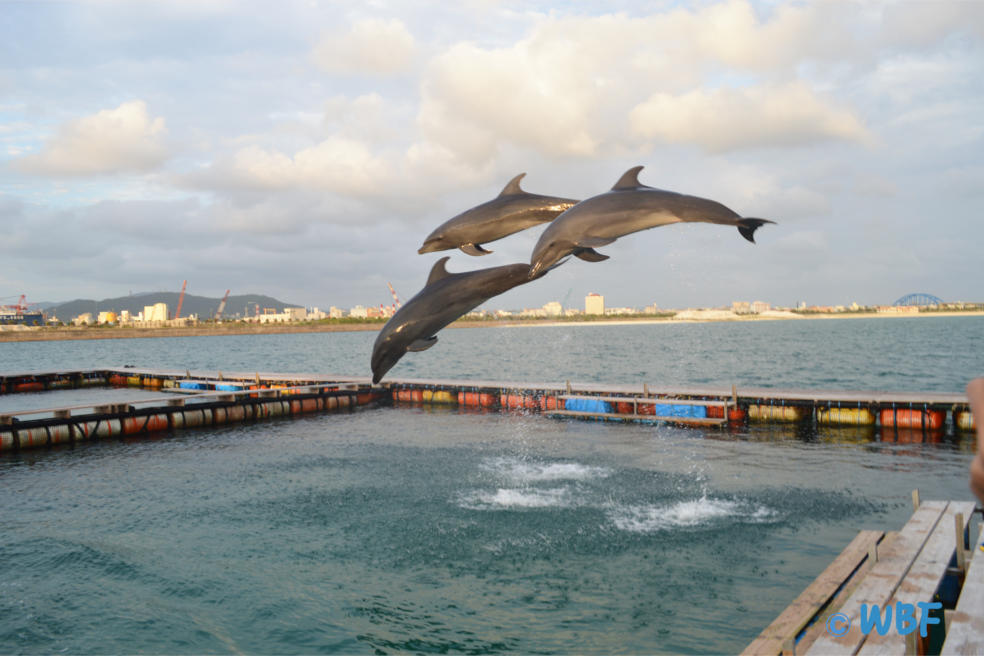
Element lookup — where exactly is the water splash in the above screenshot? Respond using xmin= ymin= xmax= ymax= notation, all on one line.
xmin=607 ymin=495 xmax=779 ymax=533
xmin=481 ymin=456 xmax=612 ymax=483
xmin=457 ymin=487 xmax=573 ymax=510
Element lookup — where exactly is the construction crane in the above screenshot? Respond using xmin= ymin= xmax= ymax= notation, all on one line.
xmin=562 ymin=288 xmax=573 ymax=311
xmin=214 ymin=290 xmax=231 ymax=320
xmin=1 ymin=294 xmax=30 ymax=312
xmin=174 ymin=280 xmax=187 ymax=320
xmin=387 ymin=282 xmax=401 ymax=310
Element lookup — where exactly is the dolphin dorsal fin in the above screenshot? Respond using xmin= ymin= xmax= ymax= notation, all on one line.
xmin=426 ymin=256 xmax=453 ymax=286
xmin=611 ymin=166 xmax=645 ymax=190
xmin=498 ymin=173 xmax=527 ymax=197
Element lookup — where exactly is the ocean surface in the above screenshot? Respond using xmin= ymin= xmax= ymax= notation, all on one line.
xmin=1 ymin=316 xmax=982 ymax=654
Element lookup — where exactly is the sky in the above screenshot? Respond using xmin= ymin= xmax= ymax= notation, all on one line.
xmin=1 ymin=0 xmax=982 ymax=313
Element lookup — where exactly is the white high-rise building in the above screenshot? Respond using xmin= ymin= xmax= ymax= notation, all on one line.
xmin=585 ymin=293 xmax=604 ymax=316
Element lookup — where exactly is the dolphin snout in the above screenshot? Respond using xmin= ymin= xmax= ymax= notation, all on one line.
xmin=418 ymin=240 xmax=442 ymax=254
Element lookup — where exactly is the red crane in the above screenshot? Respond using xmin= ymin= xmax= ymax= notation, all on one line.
xmin=387 ymin=282 xmax=401 ymax=310
xmin=1 ymin=295 xmax=30 ymax=312
xmin=215 ymin=289 xmax=231 ymax=320
xmin=174 ymin=280 xmax=187 ymax=320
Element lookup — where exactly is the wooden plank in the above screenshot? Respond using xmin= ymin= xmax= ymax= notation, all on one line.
xmin=742 ymin=530 xmax=884 ymax=656
xmin=859 ymin=501 xmax=976 ymax=655
xmin=807 ymin=501 xmax=948 ymax=655
xmin=942 ymin=523 xmax=984 ymax=656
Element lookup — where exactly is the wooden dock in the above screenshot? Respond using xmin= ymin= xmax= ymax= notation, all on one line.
xmin=743 ymin=493 xmax=983 ymax=655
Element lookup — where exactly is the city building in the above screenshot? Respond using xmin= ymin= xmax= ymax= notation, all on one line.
xmin=585 ymin=293 xmax=604 ymax=316
xmin=329 ymin=306 xmax=344 ymax=319
xmin=72 ymin=313 xmax=93 ymax=326
xmin=258 ymin=307 xmax=308 ymax=323
xmin=142 ymin=303 xmax=168 ymax=322
xmin=543 ymin=301 xmax=562 ymax=317
xmin=349 ymin=305 xmax=368 ymax=319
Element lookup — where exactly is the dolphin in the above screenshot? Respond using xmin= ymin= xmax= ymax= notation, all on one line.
xmin=371 ymin=257 xmax=538 ymax=383
xmin=418 ymin=173 xmax=579 ymax=256
xmin=528 ymin=166 xmax=775 ymax=279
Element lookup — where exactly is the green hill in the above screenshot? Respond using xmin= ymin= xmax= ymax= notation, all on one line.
xmin=47 ymin=292 xmax=302 ymax=322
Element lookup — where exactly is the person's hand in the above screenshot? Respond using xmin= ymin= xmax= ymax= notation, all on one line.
xmin=967 ymin=378 xmax=984 ymax=504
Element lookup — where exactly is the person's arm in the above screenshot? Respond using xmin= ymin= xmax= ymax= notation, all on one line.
xmin=967 ymin=378 xmax=984 ymax=504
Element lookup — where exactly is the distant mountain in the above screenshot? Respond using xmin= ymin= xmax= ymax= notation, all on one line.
xmin=47 ymin=293 xmax=302 ymax=321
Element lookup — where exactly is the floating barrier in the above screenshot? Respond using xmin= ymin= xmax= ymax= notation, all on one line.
xmin=707 ymin=405 xmax=747 ymax=422
xmin=956 ymin=410 xmax=976 ymax=432
xmin=1 ymin=369 xmax=978 ymax=451
xmin=500 ymin=392 xmax=538 ymax=410
xmin=0 ymin=383 xmax=363 ymax=452
xmin=565 ymin=398 xmax=610 ymax=414
xmin=422 ymin=389 xmax=456 ymax=404
xmin=552 ymin=394 xmax=723 ymax=427
xmin=749 ymin=404 xmax=804 ymax=423
xmin=458 ymin=391 xmax=497 ymax=408
xmin=12 ymin=381 xmax=44 ymax=393
xmin=879 ymin=407 xmax=945 ymax=431
xmin=817 ymin=406 xmax=876 ymax=426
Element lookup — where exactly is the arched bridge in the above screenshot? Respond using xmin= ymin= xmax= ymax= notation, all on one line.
xmin=894 ymin=293 xmax=944 ymax=306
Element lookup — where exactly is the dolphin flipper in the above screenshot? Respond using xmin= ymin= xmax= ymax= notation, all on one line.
xmin=573 ymin=248 xmax=610 ymax=262
xmin=408 ymin=336 xmax=438 ymax=352
xmin=460 ymin=243 xmax=493 ymax=256
xmin=737 ymin=218 xmax=776 ymax=244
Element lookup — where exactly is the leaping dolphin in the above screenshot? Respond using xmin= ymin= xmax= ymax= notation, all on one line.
xmin=418 ymin=173 xmax=579 ymax=256
xmin=528 ymin=166 xmax=775 ymax=279
xmin=371 ymin=257 xmax=540 ymax=383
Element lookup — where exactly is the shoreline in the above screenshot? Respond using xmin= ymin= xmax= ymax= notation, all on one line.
xmin=1 ymin=310 xmax=981 ymax=343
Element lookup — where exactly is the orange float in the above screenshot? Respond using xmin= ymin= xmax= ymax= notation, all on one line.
xmin=879 ymin=408 xmax=945 ymax=430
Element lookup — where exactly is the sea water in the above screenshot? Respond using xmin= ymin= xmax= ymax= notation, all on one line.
xmin=0 ymin=316 xmax=981 ymax=654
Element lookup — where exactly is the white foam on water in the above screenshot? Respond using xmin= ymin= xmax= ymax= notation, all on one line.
xmin=481 ymin=457 xmax=612 ymax=483
xmin=608 ymin=496 xmax=779 ymax=533
xmin=457 ymin=486 xmax=573 ymax=510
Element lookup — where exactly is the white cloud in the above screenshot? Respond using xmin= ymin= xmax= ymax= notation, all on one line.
xmin=414 ymin=4 xmax=874 ymax=164
xmin=311 ymin=18 xmax=416 ymax=75
xmin=629 ymin=82 xmax=870 ymax=152
xmin=208 ymin=136 xmax=390 ymax=195
xmin=687 ymin=0 xmax=852 ymax=70
xmin=323 ymin=93 xmax=403 ymax=144
xmin=13 ymin=100 xmax=168 ymax=176
xmin=880 ymin=1 xmax=984 ymax=49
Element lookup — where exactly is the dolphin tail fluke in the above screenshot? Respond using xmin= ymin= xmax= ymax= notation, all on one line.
xmin=737 ymin=218 xmax=775 ymax=243
xmin=408 ymin=336 xmax=438 ymax=352
xmin=460 ymin=243 xmax=492 ymax=256
xmin=573 ymin=248 xmax=609 ymax=262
